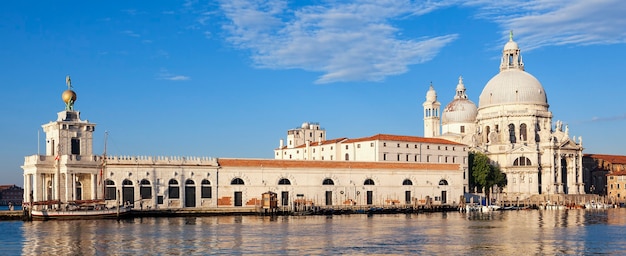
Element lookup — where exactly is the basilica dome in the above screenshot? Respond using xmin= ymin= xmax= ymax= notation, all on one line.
xmin=478 ymin=69 xmax=547 ymax=108
xmin=443 ymin=76 xmax=477 ymax=124
xmin=478 ymin=35 xmax=548 ymax=109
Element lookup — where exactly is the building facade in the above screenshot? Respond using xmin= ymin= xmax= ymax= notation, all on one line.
xmin=0 ymin=185 xmax=23 ymax=206
xmin=424 ymin=34 xmax=585 ymax=199
xmin=584 ymin=154 xmax=626 ymax=198
xmin=274 ymin=123 xmax=470 ymax=192
xmin=23 ymin=80 xmax=465 ymax=210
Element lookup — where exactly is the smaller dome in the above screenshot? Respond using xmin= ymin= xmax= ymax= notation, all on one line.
xmin=504 ymin=40 xmax=518 ymax=51
xmin=301 ymin=122 xmax=309 ymax=129
xmin=442 ymin=99 xmax=477 ymax=124
xmin=62 ymin=89 xmax=77 ymax=104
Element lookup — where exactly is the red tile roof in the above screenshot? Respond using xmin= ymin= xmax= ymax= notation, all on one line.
xmin=276 ymin=134 xmax=464 ymax=150
xmin=217 ymin=158 xmax=459 ymax=171
xmin=585 ymin=154 xmax=626 ymax=165
xmin=344 ymin=134 xmax=464 ymax=145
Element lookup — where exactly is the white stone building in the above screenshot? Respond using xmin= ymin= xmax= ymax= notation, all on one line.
xmin=424 ymin=34 xmax=585 ymax=199
xmin=23 ymin=83 xmax=465 ymax=210
xmin=274 ymin=123 xmax=470 ymax=192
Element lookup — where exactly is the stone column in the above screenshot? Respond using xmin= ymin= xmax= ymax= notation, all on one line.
xmin=91 ymin=174 xmax=97 ymax=200
xmin=578 ymin=153 xmax=584 ymax=194
xmin=555 ymin=151 xmax=562 ymax=194
xmin=32 ymin=174 xmax=39 ymax=202
xmin=64 ymin=172 xmax=70 ymax=202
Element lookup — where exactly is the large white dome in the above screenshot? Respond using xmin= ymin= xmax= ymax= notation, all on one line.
xmin=478 ymin=35 xmax=548 ymax=109
xmin=478 ymin=69 xmax=547 ymax=108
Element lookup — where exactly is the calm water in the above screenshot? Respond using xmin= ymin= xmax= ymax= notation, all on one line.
xmin=1 ymin=209 xmax=626 ymax=255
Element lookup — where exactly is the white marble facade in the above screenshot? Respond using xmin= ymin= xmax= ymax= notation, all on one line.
xmin=424 ymin=34 xmax=584 ymax=199
xmin=23 ymin=109 xmax=464 ymax=210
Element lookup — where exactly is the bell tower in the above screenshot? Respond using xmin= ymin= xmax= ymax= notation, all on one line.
xmin=423 ymin=83 xmax=440 ymax=137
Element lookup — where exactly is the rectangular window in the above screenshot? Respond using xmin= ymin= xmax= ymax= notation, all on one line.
xmin=346 ymin=145 xmax=349 ymax=149
xmin=460 ymin=126 xmax=465 ymax=133
xmin=397 ymin=143 xmax=400 ymax=147
xmin=357 ymin=144 xmax=361 ymax=148
xmin=383 ymin=154 xmax=387 ymax=161
xmin=201 ymin=186 xmax=212 ymax=198
xmin=325 ymin=191 xmax=333 ymax=206
xmin=281 ymin=191 xmax=289 ymax=206
xmin=397 ymin=154 xmax=400 ymax=161
xmin=370 ymin=142 xmax=374 ymax=147
xmin=105 ymin=187 xmax=116 ymax=200
xmin=169 ymin=187 xmax=180 ymax=199
xmin=71 ymin=138 xmax=80 ymax=155
xmin=405 ymin=191 xmax=411 ymax=204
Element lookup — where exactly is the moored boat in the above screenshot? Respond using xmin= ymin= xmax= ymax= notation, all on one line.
xmin=27 ymin=200 xmax=130 ymax=220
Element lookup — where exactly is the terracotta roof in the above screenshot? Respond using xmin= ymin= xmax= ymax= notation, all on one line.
xmin=293 ymin=137 xmax=348 ymax=149
xmin=344 ymin=134 xmax=465 ymax=145
xmin=585 ymin=154 xmax=626 ymax=165
xmin=217 ymin=158 xmax=459 ymax=171
xmin=276 ymin=138 xmax=348 ymax=150
xmin=277 ymin=134 xmax=464 ymax=150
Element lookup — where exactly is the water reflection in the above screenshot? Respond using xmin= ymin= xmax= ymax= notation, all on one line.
xmin=14 ymin=209 xmax=626 ymax=255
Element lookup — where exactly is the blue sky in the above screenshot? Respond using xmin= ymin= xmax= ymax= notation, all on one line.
xmin=1 ymin=0 xmax=626 ymax=185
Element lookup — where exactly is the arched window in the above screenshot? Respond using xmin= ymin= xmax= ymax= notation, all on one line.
xmin=140 ymin=179 xmax=152 ymax=199
xmin=123 ymin=179 xmax=133 ymax=186
xmin=520 ymin=123 xmax=528 ymax=141
xmin=364 ymin=179 xmax=375 ymax=185
xmin=439 ymin=180 xmax=449 ymax=185
xmin=168 ymin=179 xmax=180 ymax=199
xmin=231 ymin=178 xmax=245 ymax=185
xmin=201 ymin=179 xmax=212 ymax=198
xmin=105 ymin=179 xmax=116 ymax=200
xmin=402 ymin=179 xmax=413 ymax=186
xmin=513 ymin=157 xmax=532 ymax=166
xmin=186 ymin=179 xmax=195 ymax=185
xmin=278 ymin=178 xmax=291 ymax=185
xmin=345 ymin=153 xmax=349 ymax=161
xmin=508 ymin=123 xmax=516 ymax=143
xmin=322 ymin=178 xmax=334 ymax=185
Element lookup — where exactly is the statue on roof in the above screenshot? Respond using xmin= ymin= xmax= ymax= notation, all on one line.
xmin=66 ymin=75 xmax=72 ymax=89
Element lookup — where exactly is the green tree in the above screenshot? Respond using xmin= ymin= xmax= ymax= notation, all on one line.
xmin=469 ymin=151 xmax=507 ymax=205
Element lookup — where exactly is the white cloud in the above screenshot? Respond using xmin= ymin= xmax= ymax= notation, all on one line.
xmin=166 ymin=75 xmax=191 ymax=81
xmin=218 ymin=0 xmax=458 ymax=83
xmin=465 ymin=0 xmax=626 ymax=50
xmin=157 ymin=69 xmax=191 ymax=81
xmin=122 ymin=30 xmax=140 ymax=37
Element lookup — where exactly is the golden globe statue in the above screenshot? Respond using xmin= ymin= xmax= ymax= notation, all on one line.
xmin=62 ymin=89 xmax=77 ymax=104
xmin=62 ymin=75 xmax=77 ymax=111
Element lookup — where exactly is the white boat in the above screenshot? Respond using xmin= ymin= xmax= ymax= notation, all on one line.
xmin=28 ymin=200 xmax=131 ymax=220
